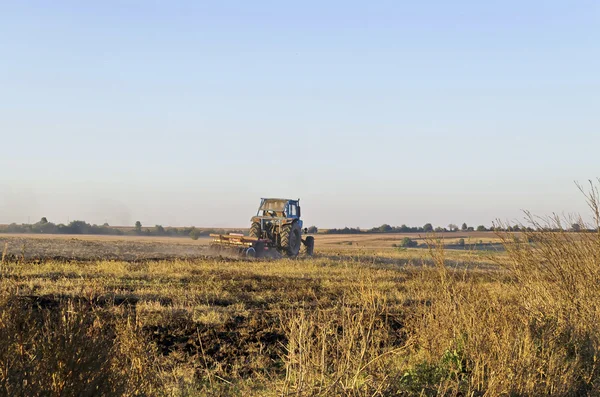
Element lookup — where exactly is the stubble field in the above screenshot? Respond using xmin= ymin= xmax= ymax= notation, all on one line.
xmin=0 ymin=229 xmax=598 ymax=396
xmin=0 ymin=231 xmax=504 ymax=260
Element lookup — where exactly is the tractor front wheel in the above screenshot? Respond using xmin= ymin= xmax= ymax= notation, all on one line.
xmin=304 ymin=236 xmax=315 ymax=256
xmin=280 ymin=222 xmax=301 ymax=257
xmin=249 ymin=222 xmax=261 ymax=238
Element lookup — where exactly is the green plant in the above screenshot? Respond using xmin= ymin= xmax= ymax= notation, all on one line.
xmin=189 ymin=228 xmax=201 ymax=240
xmin=398 ymin=237 xmax=418 ymax=248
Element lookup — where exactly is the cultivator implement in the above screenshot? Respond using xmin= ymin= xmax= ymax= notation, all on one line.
xmin=209 ymin=233 xmax=271 ymax=258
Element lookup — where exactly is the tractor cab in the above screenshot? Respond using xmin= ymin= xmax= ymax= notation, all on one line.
xmin=257 ymin=198 xmax=301 ymax=221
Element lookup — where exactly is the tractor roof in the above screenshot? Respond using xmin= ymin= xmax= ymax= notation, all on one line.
xmin=259 ymin=198 xmax=298 ymax=211
xmin=261 ymin=198 xmax=298 ymax=202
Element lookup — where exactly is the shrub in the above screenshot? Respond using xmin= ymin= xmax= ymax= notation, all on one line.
xmin=189 ymin=229 xmax=201 ymax=240
xmin=398 ymin=237 xmax=418 ymax=248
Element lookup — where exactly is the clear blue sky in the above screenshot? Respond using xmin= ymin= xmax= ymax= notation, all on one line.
xmin=1 ymin=1 xmax=598 ymax=228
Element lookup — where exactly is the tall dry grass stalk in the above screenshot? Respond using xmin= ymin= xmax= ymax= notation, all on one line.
xmin=280 ymin=281 xmax=411 ymax=396
xmin=0 ymin=244 xmax=6 ymax=277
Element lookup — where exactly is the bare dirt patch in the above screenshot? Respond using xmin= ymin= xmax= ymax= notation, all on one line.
xmin=0 ymin=234 xmax=210 ymax=261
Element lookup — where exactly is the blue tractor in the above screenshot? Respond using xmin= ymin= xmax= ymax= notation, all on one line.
xmin=249 ymin=198 xmax=314 ymax=257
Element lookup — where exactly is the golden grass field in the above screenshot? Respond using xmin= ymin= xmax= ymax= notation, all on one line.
xmin=1 ymin=226 xmax=599 ymax=396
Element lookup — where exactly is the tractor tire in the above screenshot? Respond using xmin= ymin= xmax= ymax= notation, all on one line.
xmin=249 ymin=222 xmax=261 ymax=238
xmin=280 ymin=222 xmax=301 ymax=257
xmin=253 ymin=241 xmax=265 ymax=258
xmin=304 ymin=236 xmax=315 ymax=256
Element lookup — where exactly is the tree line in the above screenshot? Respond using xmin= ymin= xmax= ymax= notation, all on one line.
xmin=0 ymin=218 xmax=244 ymax=239
xmin=1 ymin=219 xmax=589 ymax=238
xmin=321 ymin=222 xmax=561 ymax=234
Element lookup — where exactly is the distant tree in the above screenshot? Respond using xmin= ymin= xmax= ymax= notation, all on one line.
xmin=461 ymin=223 xmax=468 ymax=231
xmin=189 ymin=228 xmax=201 ymax=240
xmin=448 ymin=224 xmax=458 ymax=232
xmin=476 ymin=225 xmax=487 ymax=232
xmin=103 ymin=222 xmax=110 ymax=227
xmin=434 ymin=227 xmax=445 ymax=232
xmin=571 ymin=223 xmax=582 ymax=232
xmin=379 ymin=224 xmax=393 ymax=233
xmin=155 ymin=225 xmax=165 ymax=235
xmin=40 ymin=217 xmax=48 ymax=224
xmin=307 ymin=226 xmax=318 ymax=234
xmin=398 ymin=224 xmax=411 ymax=233
xmin=423 ymin=223 xmax=433 ymax=233
xmin=467 ymin=226 xmax=474 ymax=232
xmin=457 ymin=238 xmax=465 ymax=247
xmin=68 ymin=220 xmax=90 ymax=234
xmin=134 ymin=221 xmax=142 ymax=233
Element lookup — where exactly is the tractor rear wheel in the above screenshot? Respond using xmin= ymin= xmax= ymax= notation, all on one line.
xmin=249 ymin=222 xmax=261 ymax=238
xmin=304 ymin=236 xmax=315 ymax=256
xmin=280 ymin=222 xmax=301 ymax=257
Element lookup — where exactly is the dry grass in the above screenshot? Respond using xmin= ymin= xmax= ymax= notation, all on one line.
xmin=0 ymin=294 xmax=159 ymax=396
xmin=2 ymin=194 xmax=600 ymax=395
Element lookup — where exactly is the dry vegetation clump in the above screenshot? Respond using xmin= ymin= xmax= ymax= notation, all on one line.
xmin=0 ymin=290 xmax=159 ymax=396
xmin=398 ymin=184 xmax=600 ymax=396
xmin=279 ymin=281 xmax=410 ymax=396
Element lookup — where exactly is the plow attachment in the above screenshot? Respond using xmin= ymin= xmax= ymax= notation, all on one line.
xmin=209 ymin=234 xmax=272 ymax=258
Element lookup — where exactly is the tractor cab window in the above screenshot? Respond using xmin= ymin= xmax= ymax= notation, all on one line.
xmin=289 ymin=204 xmax=297 ymax=217
xmin=260 ymin=199 xmax=286 ymax=216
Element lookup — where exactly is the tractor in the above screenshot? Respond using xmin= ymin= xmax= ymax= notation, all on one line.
xmin=210 ymin=198 xmax=314 ymax=258
xmin=249 ymin=198 xmax=314 ymax=257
